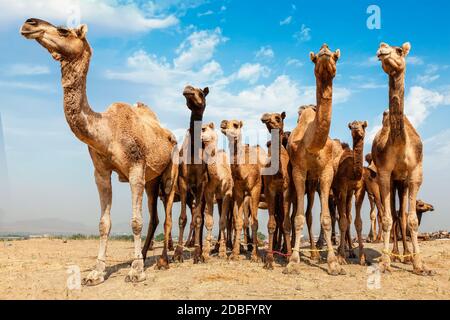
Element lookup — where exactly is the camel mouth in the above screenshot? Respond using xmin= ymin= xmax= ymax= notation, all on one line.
xmin=20 ymin=28 xmax=44 ymax=39
xmin=377 ymin=51 xmax=390 ymax=60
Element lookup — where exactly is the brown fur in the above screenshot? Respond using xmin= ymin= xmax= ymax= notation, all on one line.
xmin=21 ymin=19 xmax=178 ymax=284
xmin=372 ymin=42 xmax=432 ymax=275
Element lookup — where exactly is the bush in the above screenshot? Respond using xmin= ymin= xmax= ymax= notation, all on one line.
xmin=154 ymin=233 xmax=165 ymax=242
xmin=257 ymin=232 xmax=266 ymax=241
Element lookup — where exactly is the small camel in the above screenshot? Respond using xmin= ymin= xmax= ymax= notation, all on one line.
xmin=373 ymin=42 xmax=433 ymax=275
xmin=20 ymin=19 xmax=178 ymax=284
xmin=220 ymin=120 xmax=267 ymax=261
xmin=260 ymin=112 xmax=292 ymax=269
xmin=332 ymin=121 xmax=368 ymax=266
xmin=174 ymin=86 xmax=210 ymax=264
xmin=200 ymin=122 xmax=234 ymax=260
xmin=287 ymin=44 xmax=345 ymax=275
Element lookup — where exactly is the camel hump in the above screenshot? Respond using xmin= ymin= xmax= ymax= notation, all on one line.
xmin=133 ymin=102 xmax=159 ymax=121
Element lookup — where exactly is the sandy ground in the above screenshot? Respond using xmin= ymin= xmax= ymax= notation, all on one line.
xmin=1 ymin=238 xmax=449 ymax=300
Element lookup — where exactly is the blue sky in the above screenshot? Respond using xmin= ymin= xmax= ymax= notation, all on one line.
xmin=0 ymin=0 xmax=449 ymax=234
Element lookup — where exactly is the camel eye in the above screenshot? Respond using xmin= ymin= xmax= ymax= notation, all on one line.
xmin=233 ymin=123 xmax=239 ymax=129
xmin=58 ymin=28 xmax=70 ymax=37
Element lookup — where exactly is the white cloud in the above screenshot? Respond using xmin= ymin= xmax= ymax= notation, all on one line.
xmin=255 ymin=46 xmax=275 ymax=60
xmin=280 ymin=16 xmax=292 ymax=26
xmin=294 ymin=24 xmax=311 ymax=42
xmin=197 ymin=10 xmax=214 ymax=17
xmin=4 ymin=64 xmax=50 ymax=76
xmin=174 ymin=28 xmax=227 ymax=70
xmin=236 ymin=63 xmax=270 ymax=84
xmin=286 ymin=58 xmax=303 ymax=68
xmin=416 ymin=74 xmax=440 ymax=84
xmin=0 ymin=0 xmax=179 ymax=34
xmin=405 ymin=86 xmax=449 ymax=127
xmin=0 ymin=80 xmax=53 ymax=92
xmin=407 ymin=56 xmax=424 ymax=65
xmin=358 ymin=82 xmax=386 ymax=90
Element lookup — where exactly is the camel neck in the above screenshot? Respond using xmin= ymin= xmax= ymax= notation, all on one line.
xmin=388 ymin=73 xmax=406 ymax=142
xmin=229 ymin=136 xmax=243 ymax=165
xmin=61 ymin=47 xmax=103 ymax=151
xmin=308 ymin=77 xmax=333 ymax=153
xmin=189 ymin=112 xmax=204 ymax=164
xmin=352 ymin=136 xmax=364 ymax=180
xmin=269 ymin=128 xmax=284 ymax=172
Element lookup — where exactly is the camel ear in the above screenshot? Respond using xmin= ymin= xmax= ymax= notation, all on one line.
xmin=348 ymin=122 xmax=352 ymax=130
xmin=76 ymin=24 xmax=88 ymax=39
xmin=208 ymin=122 xmax=214 ymax=129
xmin=310 ymin=52 xmax=317 ymax=63
xmin=281 ymin=112 xmax=286 ymax=120
xmin=220 ymin=120 xmax=228 ymax=129
xmin=239 ymin=121 xmax=244 ymax=128
xmin=363 ymin=121 xmax=368 ymax=129
xmin=334 ymin=49 xmax=341 ymax=61
xmin=402 ymin=42 xmax=411 ymax=56
xmin=203 ymin=87 xmax=209 ymax=97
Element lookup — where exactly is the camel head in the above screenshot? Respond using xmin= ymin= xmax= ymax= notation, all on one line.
xmin=416 ymin=200 xmax=435 ymax=214
xmin=220 ymin=120 xmax=243 ymax=141
xmin=260 ymin=112 xmax=286 ymax=132
xmin=377 ymin=42 xmax=411 ymax=77
xmin=365 ymin=153 xmax=373 ymax=165
xmin=310 ymin=44 xmax=340 ymax=79
xmin=282 ymin=131 xmax=291 ymax=149
xmin=20 ymin=18 xmax=89 ymax=62
xmin=201 ymin=122 xmax=217 ymax=146
xmin=348 ymin=120 xmax=368 ymax=140
xmin=183 ymin=85 xmax=209 ymax=115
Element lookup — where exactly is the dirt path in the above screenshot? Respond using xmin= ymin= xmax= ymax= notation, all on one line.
xmin=1 ymin=239 xmax=449 ymax=300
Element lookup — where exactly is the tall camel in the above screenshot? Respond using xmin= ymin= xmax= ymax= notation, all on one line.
xmin=260 ymin=112 xmax=292 ymax=269
xmin=332 ymin=121 xmax=368 ymax=266
xmin=220 ymin=120 xmax=267 ymax=261
xmin=174 ymin=86 xmax=210 ymax=264
xmin=200 ymin=122 xmax=233 ymax=260
xmin=20 ymin=19 xmax=178 ymax=285
xmin=287 ymin=44 xmax=345 ymax=275
xmin=373 ymin=42 xmax=433 ymax=275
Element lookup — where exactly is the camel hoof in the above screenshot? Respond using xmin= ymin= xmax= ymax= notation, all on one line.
xmin=168 ymin=241 xmax=174 ymax=252
xmin=403 ymin=254 xmax=413 ymax=264
xmin=283 ymin=262 xmax=301 ymax=275
xmin=228 ymin=253 xmax=241 ymax=261
xmin=250 ymin=254 xmax=259 ymax=263
xmin=315 ymin=240 xmax=324 ymax=249
xmin=172 ymin=246 xmax=184 ymax=263
xmin=82 ymin=270 xmax=105 ymax=286
xmin=328 ymin=260 xmax=346 ymax=276
xmin=263 ymin=262 xmax=274 ymax=270
xmin=337 ymin=255 xmax=348 ymax=265
xmin=247 ymin=244 xmax=254 ymax=253
xmin=155 ymin=256 xmax=170 ymax=270
xmin=125 ymin=260 xmax=146 ymax=283
xmin=413 ymin=268 xmax=435 ymax=276
xmin=348 ymin=250 xmax=357 ymax=259
xmin=193 ymin=247 xmax=202 ymax=264
xmin=310 ymin=250 xmax=321 ymax=261
xmin=379 ymin=254 xmax=392 ymax=273
xmin=359 ymin=253 xmax=367 ymax=266
xmin=202 ymin=253 xmax=211 ymax=263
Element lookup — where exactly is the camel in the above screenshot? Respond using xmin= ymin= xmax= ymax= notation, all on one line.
xmin=173 ymin=86 xmax=210 ymax=264
xmin=220 ymin=120 xmax=267 ymax=261
xmin=20 ymin=18 xmax=178 ymax=285
xmin=260 ymin=112 xmax=292 ymax=269
xmin=287 ymin=44 xmax=345 ymax=275
xmin=372 ymin=42 xmax=433 ymax=275
xmin=363 ymin=153 xmax=384 ymax=243
xmin=200 ymin=122 xmax=233 ymax=260
xmin=332 ymin=121 xmax=368 ymax=266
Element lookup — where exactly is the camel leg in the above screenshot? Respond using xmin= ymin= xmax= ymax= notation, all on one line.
xmin=155 ymin=179 xmax=175 ymax=270
xmin=306 ymin=180 xmax=320 ymax=260
xmin=330 ymin=195 xmax=338 ymax=246
xmin=83 ymin=168 xmax=112 ymax=286
xmin=367 ymin=193 xmax=377 ymax=243
xmin=142 ymin=179 xmax=160 ymax=261
xmin=174 ymin=178 xmax=188 ymax=262
xmin=219 ymin=193 xmax=231 ymax=258
xmin=378 ymin=170 xmax=394 ymax=273
xmin=243 ymin=197 xmax=252 ymax=252
xmin=408 ymin=168 xmax=432 ymax=275
xmin=125 ymin=165 xmax=146 ymax=283
xmin=230 ymin=190 xmax=245 ymax=260
xmin=345 ymin=190 xmax=356 ymax=259
xmin=226 ymin=200 xmax=234 ymax=250
xmin=212 ymin=198 xmax=223 ymax=254
xmin=249 ymin=186 xmax=261 ymax=262
xmin=282 ymin=187 xmax=292 ymax=258
xmin=285 ymin=169 xmax=306 ymax=274
xmin=321 ymin=168 xmax=345 ymax=275
xmin=373 ymin=190 xmax=384 ymax=243
xmin=193 ymin=183 xmax=206 ymax=264
xmin=391 ymin=182 xmax=401 ymax=262
xmin=354 ymin=186 xmax=366 ymax=265
xmin=202 ymin=191 xmax=214 ymax=262
xmin=398 ymin=181 xmax=412 ymax=263
xmin=264 ymin=190 xmax=277 ymax=270
xmin=336 ymin=186 xmax=349 ymax=264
